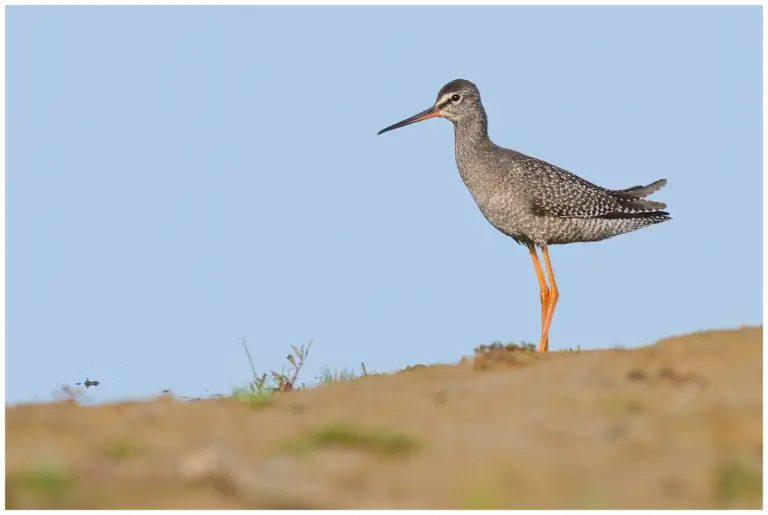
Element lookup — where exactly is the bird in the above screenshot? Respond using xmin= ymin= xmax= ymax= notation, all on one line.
xmin=377 ymin=79 xmax=670 ymax=352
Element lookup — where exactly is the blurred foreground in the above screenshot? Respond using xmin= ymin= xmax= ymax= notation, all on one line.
xmin=6 ymin=326 xmax=762 ymax=509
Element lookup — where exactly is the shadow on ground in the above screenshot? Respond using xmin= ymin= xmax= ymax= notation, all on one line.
xmin=6 ymin=326 xmax=762 ymax=509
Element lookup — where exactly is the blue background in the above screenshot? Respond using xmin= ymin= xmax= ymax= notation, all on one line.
xmin=7 ymin=6 xmax=762 ymax=404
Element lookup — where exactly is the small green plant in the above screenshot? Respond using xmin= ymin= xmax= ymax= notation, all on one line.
xmin=714 ymin=461 xmax=762 ymax=508
xmin=235 ymin=342 xmax=373 ymax=404
xmin=8 ymin=464 xmax=73 ymax=508
xmin=285 ymin=424 xmax=422 ymax=456
xmin=272 ymin=341 xmax=312 ymax=392
xmin=318 ymin=362 xmax=371 ymax=384
xmin=232 ymin=385 xmax=274 ymax=409
xmin=474 ymin=340 xmax=536 ymax=354
xmin=238 ymin=339 xmax=313 ymax=399
xmin=319 ymin=367 xmax=357 ymax=384
xmin=102 ymin=441 xmax=142 ymax=461
xmin=240 ymin=339 xmax=273 ymax=395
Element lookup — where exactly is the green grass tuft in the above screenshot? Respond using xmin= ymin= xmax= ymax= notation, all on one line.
xmin=102 ymin=441 xmax=142 ymax=461
xmin=233 ymin=386 xmax=275 ymax=409
xmin=318 ymin=362 xmax=371 ymax=385
xmin=237 ymin=339 xmax=314 ymax=396
xmin=285 ymin=423 xmax=422 ymax=456
xmin=7 ymin=464 xmax=74 ymax=508
xmin=235 ymin=340 xmax=374 ymax=401
xmin=714 ymin=461 xmax=762 ymax=508
xmin=17 ymin=466 xmax=72 ymax=494
xmin=319 ymin=366 xmax=358 ymax=384
xmin=474 ymin=340 xmax=536 ymax=354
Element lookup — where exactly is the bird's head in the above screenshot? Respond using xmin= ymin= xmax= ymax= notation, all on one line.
xmin=377 ymin=79 xmax=482 ymax=135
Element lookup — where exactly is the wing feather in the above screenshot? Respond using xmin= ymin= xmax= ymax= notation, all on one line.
xmin=514 ymin=154 xmax=666 ymax=218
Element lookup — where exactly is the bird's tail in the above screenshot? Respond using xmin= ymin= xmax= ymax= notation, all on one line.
xmin=611 ymin=178 xmax=668 ymax=211
xmin=614 ymin=178 xmax=667 ymax=199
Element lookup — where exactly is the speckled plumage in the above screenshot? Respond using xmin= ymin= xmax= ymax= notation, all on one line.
xmin=378 ymin=79 xmax=670 ymax=352
xmin=440 ymin=79 xmax=671 ymax=247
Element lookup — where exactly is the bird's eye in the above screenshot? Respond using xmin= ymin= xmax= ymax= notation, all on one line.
xmin=451 ymin=94 xmax=461 ymax=102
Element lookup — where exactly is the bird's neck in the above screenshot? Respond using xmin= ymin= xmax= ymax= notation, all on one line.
xmin=453 ymin=109 xmax=492 ymax=165
xmin=452 ymin=109 xmax=499 ymax=206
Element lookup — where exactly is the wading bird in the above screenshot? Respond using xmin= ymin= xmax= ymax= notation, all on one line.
xmin=378 ymin=79 xmax=670 ymax=351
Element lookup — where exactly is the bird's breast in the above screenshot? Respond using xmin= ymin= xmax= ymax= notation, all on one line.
xmin=454 ymin=158 xmax=534 ymax=240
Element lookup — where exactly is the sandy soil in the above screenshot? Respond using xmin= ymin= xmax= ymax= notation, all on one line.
xmin=6 ymin=326 xmax=762 ymax=509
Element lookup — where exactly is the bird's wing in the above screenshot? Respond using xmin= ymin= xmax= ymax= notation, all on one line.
xmin=515 ymin=155 xmax=664 ymax=218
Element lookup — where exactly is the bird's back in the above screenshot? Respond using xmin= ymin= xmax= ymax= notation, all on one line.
xmin=457 ymin=144 xmax=670 ymax=247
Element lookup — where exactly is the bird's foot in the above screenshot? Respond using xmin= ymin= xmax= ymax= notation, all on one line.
xmin=538 ymin=336 xmax=549 ymax=352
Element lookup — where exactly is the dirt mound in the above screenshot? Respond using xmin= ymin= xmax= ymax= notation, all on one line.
xmin=6 ymin=326 xmax=762 ymax=509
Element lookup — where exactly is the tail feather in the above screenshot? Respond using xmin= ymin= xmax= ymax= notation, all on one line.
xmin=612 ymin=178 xmax=667 ymax=200
xmin=623 ymin=198 xmax=668 ymax=211
xmin=598 ymin=210 xmax=670 ymax=220
xmin=605 ymin=178 xmax=669 ymax=217
xmin=611 ymin=179 xmax=667 ymax=211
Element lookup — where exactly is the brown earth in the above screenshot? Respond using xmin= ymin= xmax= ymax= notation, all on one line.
xmin=6 ymin=326 xmax=763 ymax=509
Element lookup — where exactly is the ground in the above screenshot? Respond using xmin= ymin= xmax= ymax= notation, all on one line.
xmin=6 ymin=326 xmax=763 ymax=509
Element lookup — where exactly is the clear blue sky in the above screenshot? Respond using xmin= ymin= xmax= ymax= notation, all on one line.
xmin=7 ymin=6 xmax=762 ymax=405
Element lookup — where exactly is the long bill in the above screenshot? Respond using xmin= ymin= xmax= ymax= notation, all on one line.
xmin=377 ymin=106 xmax=442 ymax=135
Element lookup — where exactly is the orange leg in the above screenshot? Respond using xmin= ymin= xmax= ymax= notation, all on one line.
xmin=541 ymin=246 xmax=560 ymax=351
xmin=528 ymin=244 xmax=550 ymax=352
